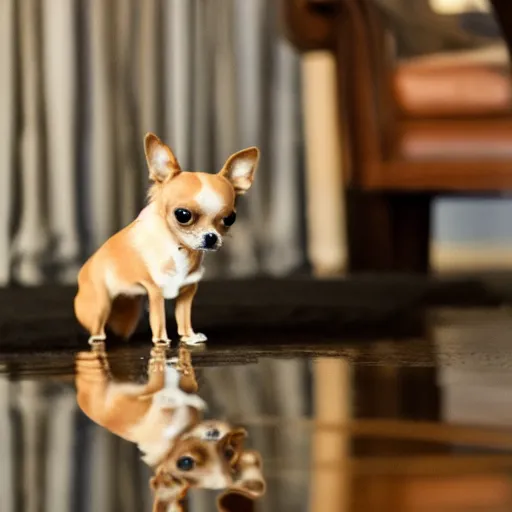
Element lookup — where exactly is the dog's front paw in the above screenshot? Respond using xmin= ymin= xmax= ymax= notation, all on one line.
xmin=88 ymin=334 xmax=106 ymax=345
xmin=180 ymin=332 xmax=207 ymax=346
xmin=152 ymin=337 xmax=172 ymax=347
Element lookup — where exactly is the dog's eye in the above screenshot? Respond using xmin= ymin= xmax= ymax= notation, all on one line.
xmin=223 ymin=211 xmax=236 ymax=227
xmin=174 ymin=208 xmax=193 ymax=225
xmin=176 ymin=456 xmax=195 ymax=471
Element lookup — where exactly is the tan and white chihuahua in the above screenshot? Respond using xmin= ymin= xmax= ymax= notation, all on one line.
xmin=74 ymin=133 xmax=259 ymax=345
xmin=75 ymin=344 xmax=252 ymax=482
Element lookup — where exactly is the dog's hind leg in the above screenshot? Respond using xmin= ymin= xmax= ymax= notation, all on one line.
xmin=74 ymin=281 xmax=112 ymax=344
xmin=89 ymin=284 xmax=112 ymax=343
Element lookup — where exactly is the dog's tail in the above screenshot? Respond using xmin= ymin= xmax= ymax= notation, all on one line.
xmin=107 ymin=295 xmax=143 ymax=339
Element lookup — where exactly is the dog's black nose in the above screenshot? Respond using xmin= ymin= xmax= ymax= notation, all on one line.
xmin=203 ymin=233 xmax=218 ymax=249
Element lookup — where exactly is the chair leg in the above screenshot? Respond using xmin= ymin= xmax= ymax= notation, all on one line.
xmin=489 ymin=0 xmax=512 ymax=57
xmin=346 ymin=191 xmax=431 ymax=273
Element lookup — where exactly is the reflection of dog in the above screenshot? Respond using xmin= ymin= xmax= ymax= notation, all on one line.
xmin=74 ymin=343 xmax=265 ymax=507
xmin=75 ymin=344 xmax=206 ymax=466
xmin=151 ymin=449 xmax=266 ymax=512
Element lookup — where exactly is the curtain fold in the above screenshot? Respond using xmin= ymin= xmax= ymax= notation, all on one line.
xmin=87 ymin=0 xmax=117 ymax=252
xmin=14 ymin=0 xmax=51 ymax=285
xmin=44 ymin=390 xmax=76 ymax=512
xmin=43 ymin=0 xmax=80 ymax=283
xmin=0 ymin=0 xmax=16 ymax=286
xmin=4 ymin=0 xmax=305 ymax=284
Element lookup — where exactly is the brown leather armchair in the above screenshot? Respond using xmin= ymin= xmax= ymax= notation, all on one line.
xmin=281 ymin=0 xmax=512 ymax=273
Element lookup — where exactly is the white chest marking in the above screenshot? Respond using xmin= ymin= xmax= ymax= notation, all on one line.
xmin=133 ymin=365 xmax=206 ymax=466
xmin=155 ymin=249 xmax=204 ymax=299
xmin=195 ymin=175 xmax=225 ymax=216
xmin=155 ymin=245 xmax=190 ymax=299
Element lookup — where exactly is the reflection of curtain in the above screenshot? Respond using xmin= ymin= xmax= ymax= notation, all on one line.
xmin=2 ymin=0 xmax=304 ymax=285
xmin=8 ymin=379 xmax=154 ymax=512
xmin=0 ymin=377 xmax=14 ymax=512
xmin=201 ymin=358 xmax=311 ymax=512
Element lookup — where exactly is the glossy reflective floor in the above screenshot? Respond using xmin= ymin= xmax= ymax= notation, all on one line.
xmin=2 ymin=308 xmax=512 ymax=511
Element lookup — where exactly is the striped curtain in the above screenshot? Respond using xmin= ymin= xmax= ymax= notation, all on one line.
xmin=0 ymin=0 xmax=304 ymax=286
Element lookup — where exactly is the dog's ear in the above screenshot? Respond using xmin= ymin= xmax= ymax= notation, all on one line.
xmin=216 ymin=451 xmax=265 ymax=512
xmin=236 ymin=451 xmax=265 ymax=497
xmin=150 ymin=468 xmax=189 ymax=502
xmin=144 ymin=132 xmax=182 ymax=183
xmin=218 ymin=449 xmax=265 ymax=509
xmin=226 ymin=428 xmax=248 ymax=451
xmin=219 ymin=147 xmax=259 ymax=195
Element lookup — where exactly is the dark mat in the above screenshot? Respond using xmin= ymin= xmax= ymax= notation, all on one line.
xmin=0 ymin=274 xmax=509 ymax=352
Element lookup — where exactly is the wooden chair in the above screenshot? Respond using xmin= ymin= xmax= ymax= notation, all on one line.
xmin=280 ymin=0 xmax=512 ymax=273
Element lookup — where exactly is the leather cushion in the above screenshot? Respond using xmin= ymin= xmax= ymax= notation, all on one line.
xmin=399 ymin=120 xmax=512 ymax=160
xmin=394 ymin=45 xmax=512 ymax=117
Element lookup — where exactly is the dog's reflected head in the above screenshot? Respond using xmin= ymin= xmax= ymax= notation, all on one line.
xmin=154 ymin=422 xmax=248 ymax=490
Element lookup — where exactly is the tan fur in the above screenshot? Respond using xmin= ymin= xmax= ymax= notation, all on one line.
xmin=74 ymin=132 xmax=259 ymax=345
xmin=74 ymin=222 xmax=153 ymax=340
xmin=75 ymin=343 xmax=202 ymax=466
xmin=76 ymin=344 xmax=166 ymax=437
xmin=174 ymin=346 xmax=199 ymax=394
xmin=150 ymin=471 xmax=188 ymax=512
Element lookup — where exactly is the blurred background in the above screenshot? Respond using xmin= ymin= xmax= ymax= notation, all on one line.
xmin=2 ymin=0 xmax=512 ymax=286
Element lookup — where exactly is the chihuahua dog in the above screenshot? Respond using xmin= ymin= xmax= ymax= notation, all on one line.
xmin=74 ymin=133 xmax=259 ymax=345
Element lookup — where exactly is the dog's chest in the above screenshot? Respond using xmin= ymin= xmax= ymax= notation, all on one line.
xmin=131 ymin=210 xmax=204 ymax=299
xmin=154 ymin=245 xmax=190 ymax=299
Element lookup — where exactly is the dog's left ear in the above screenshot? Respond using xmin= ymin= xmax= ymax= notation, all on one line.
xmin=226 ymin=428 xmax=248 ymax=451
xmin=219 ymin=147 xmax=259 ymax=195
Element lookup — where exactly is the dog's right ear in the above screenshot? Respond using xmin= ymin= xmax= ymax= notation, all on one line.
xmin=216 ymin=450 xmax=265 ymax=512
xmin=144 ymin=132 xmax=182 ymax=183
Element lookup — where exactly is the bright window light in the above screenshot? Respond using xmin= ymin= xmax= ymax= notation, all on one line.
xmin=429 ymin=0 xmax=490 ymax=14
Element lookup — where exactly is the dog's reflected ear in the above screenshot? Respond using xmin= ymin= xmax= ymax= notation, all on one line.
xmin=233 ymin=451 xmax=266 ymax=498
xmin=226 ymin=428 xmax=248 ymax=451
xmin=216 ymin=450 xmax=266 ymax=511
xmin=150 ymin=468 xmax=188 ymax=512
